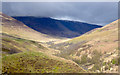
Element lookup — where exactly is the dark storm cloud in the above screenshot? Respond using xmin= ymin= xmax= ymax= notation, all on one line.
xmin=2 ymin=2 xmax=118 ymax=25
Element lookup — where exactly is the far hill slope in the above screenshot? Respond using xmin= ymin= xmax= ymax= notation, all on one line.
xmin=50 ymin=20 xmax=118 ymax=73
xmin=13 ymin=16 xmax=102 ymax=38
xmin=2 ymin=33 xmax=60 ymax=56
xmin=1 ymin=13 xmax=62 ymax=42
xmin=2 ymin=33 xmax=48 ymax=55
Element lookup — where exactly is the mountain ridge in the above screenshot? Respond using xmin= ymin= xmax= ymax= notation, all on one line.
xmin=13 ymin=16 xmax=102 ymax=38
xmin=13 ymin=16 xmax=102 ymax=26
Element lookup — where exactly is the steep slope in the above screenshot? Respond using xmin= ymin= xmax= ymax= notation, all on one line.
xmin=51 ymin=20 xmax=118 ymax=73
xmin=1 ymin=13 xmax=62 ymax=42
xmin=13 ymin=16 xmax=102 ymax=38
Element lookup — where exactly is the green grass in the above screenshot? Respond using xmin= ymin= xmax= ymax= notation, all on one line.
xmin=2 ymin=51 xmax=85 ymax=73
xmin=111 ymin=58 xmax=118 ymax=65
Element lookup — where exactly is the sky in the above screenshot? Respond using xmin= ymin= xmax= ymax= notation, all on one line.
xmin=2 ymin=2 xmax=118 ymax=26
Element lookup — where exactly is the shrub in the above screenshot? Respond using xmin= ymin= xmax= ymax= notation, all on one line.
xmin=91 ymin=50 xmax=101 ymax=64
xmin=92 ymin=64 xmax=101 ymax=71
xmin=80 ymin=54 xmax=88 ymax=64
xmin=112 ymin=58 xmax=118 ymax=65
xmin=118 ymin=57 xmax=120 ymax=65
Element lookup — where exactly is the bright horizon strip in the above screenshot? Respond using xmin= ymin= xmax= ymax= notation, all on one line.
xmin=2 ymin=0 xmax=120 ymax=2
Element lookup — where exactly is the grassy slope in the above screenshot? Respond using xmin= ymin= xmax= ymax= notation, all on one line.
xmin=1 ymin=13 xmax=64 ymax=42
xmin=67 ymin=20 xmax=118 ymax=53
xmin=2 ymin=51 xmax=85 ymax=73
xmin=2 ymin=33 xmax=47 ymax=56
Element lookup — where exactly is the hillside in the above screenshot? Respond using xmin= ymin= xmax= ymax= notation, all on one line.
xmin=13 ymin=16 xmax=102 ymax=38
xmin=50 ymin=20 xmax=119 ymax=73
xmin=2 ymin=33 xmax=86 ymax=73
xmin=1 ymin=13 xmax=63 ymax=42
xmin=2 ymin=51 xmax=85 ymax=73
xmin=2 ymin=33 xmax=47 ymax=55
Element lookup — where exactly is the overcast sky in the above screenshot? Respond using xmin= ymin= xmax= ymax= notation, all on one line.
xmin=2 ymin=2 xmax=118 ymax=25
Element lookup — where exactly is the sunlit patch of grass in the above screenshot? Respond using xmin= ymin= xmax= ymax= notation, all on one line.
xmin=2 ymin=51 xmax=85 ymax=73
xmin=67 ymin=28 xmax=115 ymax=44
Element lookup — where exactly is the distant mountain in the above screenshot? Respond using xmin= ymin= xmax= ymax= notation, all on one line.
xmin=13 ymin=16 xmax=102 ymax=38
